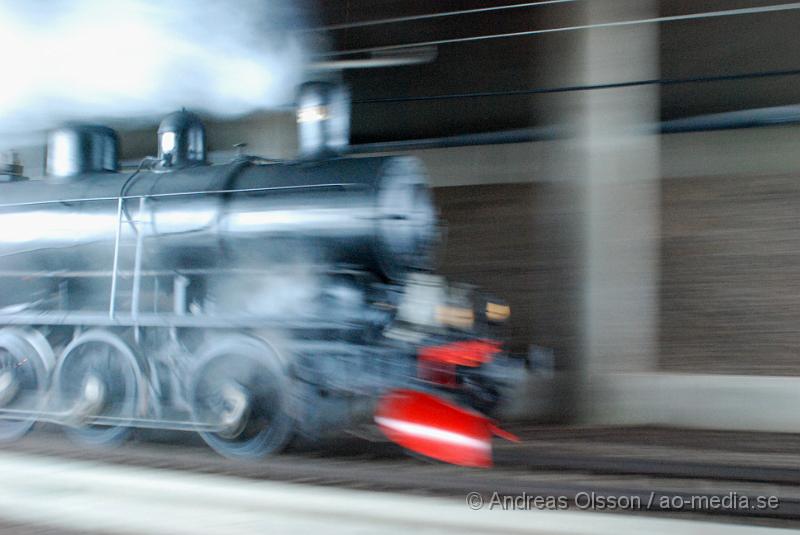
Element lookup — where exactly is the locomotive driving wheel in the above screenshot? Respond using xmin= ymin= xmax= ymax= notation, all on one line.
xmin=53 ymin=329 xmax=146 ymax=447
xmin=0 ymin=328 xmax=54 ymax=441
xmin=189 ymin=334 xmax=294 ymax=460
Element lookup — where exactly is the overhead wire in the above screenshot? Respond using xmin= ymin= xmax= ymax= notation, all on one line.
xmin=319 ymin=2 xmax=800 ymax=57
xmin=353 ymin=68 xmax=800 ymax=104
xmin=300 ymin=0 xmax=579 ymax=33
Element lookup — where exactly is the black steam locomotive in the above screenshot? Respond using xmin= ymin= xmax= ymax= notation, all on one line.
xmin=0 ymin=83 xmax=524 ymax=467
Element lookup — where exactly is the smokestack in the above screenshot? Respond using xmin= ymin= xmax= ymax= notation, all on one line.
xmin=46 ymin=124 xmax=119 ymax=179
xmin=158 ymin=110 xmax=206 ymax=167
xmin=296 ymin=81 xmax=350 ymax=159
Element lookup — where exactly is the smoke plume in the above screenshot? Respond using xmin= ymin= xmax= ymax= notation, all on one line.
xmin=0 ymin=0 xmax=309 ymax=135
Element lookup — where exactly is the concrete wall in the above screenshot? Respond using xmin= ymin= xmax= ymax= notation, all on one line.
xmin=417 ymin=128 xmax=800 ymax=429
xmin=407 ymin=125 xmax=800 ymax=187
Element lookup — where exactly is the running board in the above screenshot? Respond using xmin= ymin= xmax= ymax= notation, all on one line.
xmin=0 ymin=407 xmax=225 ymax=433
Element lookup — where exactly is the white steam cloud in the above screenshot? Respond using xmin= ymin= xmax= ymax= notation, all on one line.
xmin=0 ymin=0 xmax=309 ymax=134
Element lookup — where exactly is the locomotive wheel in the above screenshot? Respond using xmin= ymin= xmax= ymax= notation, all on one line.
xmin=0 ymin=328 xmax=54 ymax=441
xmin=189 ymin=334 xmax=293 ymax=460
xmin=53 ymin=329 xmax=145 ymax=447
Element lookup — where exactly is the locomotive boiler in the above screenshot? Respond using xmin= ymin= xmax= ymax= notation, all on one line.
xmin=0 ymin=82 xmax=523 ymax=466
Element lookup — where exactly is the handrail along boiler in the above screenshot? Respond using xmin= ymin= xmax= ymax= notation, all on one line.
xmin=0 ymin=82 xmax=522 ymax=466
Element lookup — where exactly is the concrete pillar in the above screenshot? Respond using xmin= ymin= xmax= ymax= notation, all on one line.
xmin=578 ymin=0 xmax=661 ymax=416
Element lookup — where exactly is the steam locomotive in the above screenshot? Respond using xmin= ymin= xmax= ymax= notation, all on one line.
xmin=0 ymin=82 xmax=525 ymax=467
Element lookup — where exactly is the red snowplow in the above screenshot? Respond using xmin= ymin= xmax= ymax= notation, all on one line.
xmin=375 ymin=389 xmax=518 ymax=468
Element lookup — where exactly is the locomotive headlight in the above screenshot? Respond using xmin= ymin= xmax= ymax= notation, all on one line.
xmin=486 ymin=301 xmax=510 ymax=323
xmin=160 ymin=131 xmax=176 ymax=154
xmin=436 ymin=305 xmax=474 ymax=330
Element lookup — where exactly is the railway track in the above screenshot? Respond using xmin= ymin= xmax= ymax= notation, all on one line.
xmin=2 ymin=426 xmax=800 ymax=525
xmin=495 ymin=445 xmax=800 ymax=486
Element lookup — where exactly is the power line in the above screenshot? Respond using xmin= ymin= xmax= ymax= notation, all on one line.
xmin=352 ymin=68 xmax=800 ymax=104
xmin=351 ymin=105 xmax=800 ymax=153
xmin=301 ymin=0 xmax=579 ymax=33
xmin=320 ymin=2 xmax=800 ymax=57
